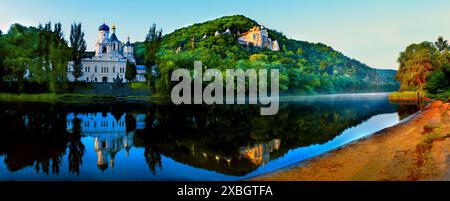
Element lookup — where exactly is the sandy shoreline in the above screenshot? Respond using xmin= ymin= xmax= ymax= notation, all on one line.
xmin=251 ymin=101 xmax=450 ymax=181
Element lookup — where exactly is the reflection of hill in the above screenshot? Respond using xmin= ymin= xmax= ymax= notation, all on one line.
xmin=134 ymin=98 xmax=403 ymax=176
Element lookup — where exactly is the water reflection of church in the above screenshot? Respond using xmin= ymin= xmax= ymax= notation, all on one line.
xmin=240 ymin=139 xmax=281 ymax=166
xmin=66 ymin=112 xmax=145 ymax=170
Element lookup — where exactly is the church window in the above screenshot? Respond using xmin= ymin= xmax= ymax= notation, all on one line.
xmin=86 ymin=77 xmax=89 ymax=82
xmin=95 ymin=77 xmax=97 ymax=82
xmin=95 ymin=66 xmax=97 ymax=73
xmin=113 ymin=43 xmax=116 ymax=50
xmin=113 ymin=67 xmax=115 ymax=73
xmin=102 ymin=46 xmax=107 ymax=54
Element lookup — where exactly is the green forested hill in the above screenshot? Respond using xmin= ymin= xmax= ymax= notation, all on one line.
xmin=134 ymin=15 xmax=399 ymax=94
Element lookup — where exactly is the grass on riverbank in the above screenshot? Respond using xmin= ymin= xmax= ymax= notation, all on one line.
xmin=0 ymin=92 xmax=119 ymax=103
xmin=129 ymin=82 xmax=150 ymax=90
xmin=389 ymin=89 xmax=450 ymax=102
xmin=388 ymin=91 xmax=426 ymax=101
xmin=0 ymin=93 xmax=61 ymax=102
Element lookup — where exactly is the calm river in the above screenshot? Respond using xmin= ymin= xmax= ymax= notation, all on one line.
xmin=0 ymin=93 xmax=421 ymax=180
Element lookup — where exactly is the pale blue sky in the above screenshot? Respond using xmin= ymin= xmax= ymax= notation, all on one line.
xmin=1 ymin=0 xmax=450 ymax=70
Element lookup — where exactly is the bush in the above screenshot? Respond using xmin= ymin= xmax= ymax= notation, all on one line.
xmin=426 ymin=70 xmax=449 ymax=94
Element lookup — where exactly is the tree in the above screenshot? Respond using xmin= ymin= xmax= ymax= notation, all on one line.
xmin=125 ymin=113 xmax=137 ymax=133
xmin=49 ymin=34 xmax=71 ymax=92
xmin=2 ymin=24 xmax=35 ymax=92
xmin=426 ymin=70 xmax=448 ymax=94
xmin=125 ymin=59 xmax=137 ymax=82
xmin=68 ymin=116 xmax=85 ymax=175
xmin=70 ymin=23 xmax=86 ymax=82
xmin=435 ymin=36 xmax=449 ymax=52
xmin=396 ymin=42 xmax=440 ymax=91
xmin=0 ymin=30 xmax=4 ymax=90
xmin=144 ymin=23 xmax=163 ymax=90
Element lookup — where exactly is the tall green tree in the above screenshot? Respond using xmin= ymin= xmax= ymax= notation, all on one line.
xmin=435 ymin=36 xmax=449 ymax=52
xmin=144 ymin=23 xmax=163 ymax=90
xmin=0 ymin=30 xmax=4 ymax=90
xmin=49 ymin=23 xmax=71 ymax=92
xmin=125 ymin=59 xmax=137 ymax=82
xmin=69 ymin=23 xmax=86 ymax=82
xmin=2 ymin=24 xmax=35 ymax=92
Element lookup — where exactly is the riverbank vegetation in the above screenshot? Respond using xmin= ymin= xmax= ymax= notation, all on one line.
xmin=392 ymin=36 xmax=450 ymax=101
xmin=0 ymin=22 xmax=83 ymax=94
xmin=0 ymin=92 xmax=120 ymax=103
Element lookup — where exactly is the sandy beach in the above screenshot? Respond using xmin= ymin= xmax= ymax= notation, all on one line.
xmin=252 ymin=101 xmax=450 ymax=181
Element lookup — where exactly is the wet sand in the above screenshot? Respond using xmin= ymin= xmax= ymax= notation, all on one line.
xmin=252 ymin=101 xmax=450 ymax=181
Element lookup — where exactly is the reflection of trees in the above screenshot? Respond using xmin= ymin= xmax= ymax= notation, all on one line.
xmin=0 ymin=103 xmax=68 ymax=174
xmin=0 ymin=103 xmax=146 ymax=175
xmin=135 ymin=98 xmax=410 ymax=176
xmin=125 ymin=113 xmax=137 ymax=133
xmin=394 ymin=102 xmax=424 ymax=120
xmin=67 ymin=116 xmax=85 ymax=175
xmin=0 ymin=100 xmax=421 ymax=177
xmin=144 ymin=145 xmax=162 ymax=175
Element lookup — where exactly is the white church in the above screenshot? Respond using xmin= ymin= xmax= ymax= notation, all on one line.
xmin=67 ymin=23 xmax=142 ymax=83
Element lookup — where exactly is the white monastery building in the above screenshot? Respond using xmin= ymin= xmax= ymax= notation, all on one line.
xmin=238 ymin=25 xmax=280 ymax=51
xmin=67 ymin=23 xmax=143 ymax=83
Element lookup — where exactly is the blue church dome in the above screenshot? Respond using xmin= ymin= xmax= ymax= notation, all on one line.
xmin=99 ymin=23 xmax=110 ymax=31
